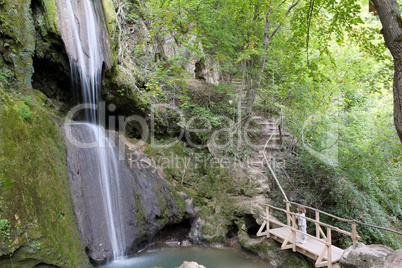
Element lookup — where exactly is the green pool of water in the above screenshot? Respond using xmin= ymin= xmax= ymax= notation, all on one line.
xmin=99 ymin=246 xmax=272 ymax=268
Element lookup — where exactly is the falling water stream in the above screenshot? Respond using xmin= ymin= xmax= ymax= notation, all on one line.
xmin=59 ymin=0 xmax=126 ymax=260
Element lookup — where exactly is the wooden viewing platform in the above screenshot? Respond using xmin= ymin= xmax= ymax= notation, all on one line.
xmin=265 ymin=226 xmax=343 ymax=266
xmin=257 ymin=201 xmax=362 ymax=268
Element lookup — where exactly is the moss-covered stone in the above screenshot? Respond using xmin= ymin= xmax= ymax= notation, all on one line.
xmin=0 ymin=0 xmax=36 ymax=90
xmin=237 ymin=224 xmax=311 ymax=267
xmin=0 ymin=88 xmax=89 ymax=267
xmin=102 ymin=0 xmax=116 ymax=36
xmin=40 ymin=0 xmax=59 ymax=35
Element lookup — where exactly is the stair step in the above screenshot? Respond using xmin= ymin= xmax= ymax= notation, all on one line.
xmin=252 ymin=116 xmax=263 ymax=120
xmin=250 ymin=160 xmax=264 ymax=164
xmin=259 ymin=128 xmax=279 ymax=132
xmin=231 ymin=79 xmax=242 ymax=84
xmin=261 ymin=132 xmax=281 ymax=137
xmin=267 ymin=146 xmax=281 ymax=150
xmin=260 ymin=132 xmax=291 ymax=138
xmin=249 ymin=168 xmax=265 ymax=174
xmin=255 ymin=146 xmax=281 ymax=150
xmin=260 ymin=124 xmax=279 ymax=128
xmin=258 ymin=122 xmax=278 ymax=125
xmin=253 ymin=143 xmax=281 ymax=149
xmin=260 ymin=129 xmax=281 ymax=134
xmin=261 ymin=135 xmax=282 ymax=140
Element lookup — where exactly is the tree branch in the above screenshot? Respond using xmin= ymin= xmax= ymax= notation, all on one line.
xmin=267 ymin=0 xmax=301 ymax=41
xmin=306 ymin=0 xmax=315 ymax=64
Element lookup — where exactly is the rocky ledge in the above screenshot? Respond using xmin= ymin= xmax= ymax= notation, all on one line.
xmin=340 ymin=243 xmax=401 ymax=268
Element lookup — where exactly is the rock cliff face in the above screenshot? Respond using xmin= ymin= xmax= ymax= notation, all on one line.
xmin=0 ymin=0 xmax=36 ymax=90
xmin=63 ymin=124 xmax=191 ymax=262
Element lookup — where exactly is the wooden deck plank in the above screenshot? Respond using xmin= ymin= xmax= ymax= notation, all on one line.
xmin=269 ymin=227 xmax=344 ymax=263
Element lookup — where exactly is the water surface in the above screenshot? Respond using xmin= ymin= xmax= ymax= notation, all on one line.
xmin=99 ymin=246 xmax=272 ymax=268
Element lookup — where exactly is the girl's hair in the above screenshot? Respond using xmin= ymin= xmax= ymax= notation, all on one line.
xmin=297 ymin=205 xmax=306 ymax=213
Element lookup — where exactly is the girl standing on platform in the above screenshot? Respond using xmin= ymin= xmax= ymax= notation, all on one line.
xmin=296 ymin=205 xmax=307 ymax=243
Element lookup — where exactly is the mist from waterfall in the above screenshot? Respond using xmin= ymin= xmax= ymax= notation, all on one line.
xmin=58 ymin=0 xmax=126 ymax=260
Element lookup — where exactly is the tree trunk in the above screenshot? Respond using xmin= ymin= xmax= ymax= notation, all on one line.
xmin=237 ymin=60 xmax=247 ymax=150
xmin=245 ymin=0 xmax=300 ymax=115
xmin=372 ymin=0 xmax=402 ymax=142
xmin=245 ymin=6 xmax=272 ymax=115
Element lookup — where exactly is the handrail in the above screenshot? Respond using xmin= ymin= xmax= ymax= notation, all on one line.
xmin=262 ymin=107 xmax=288 ymax=202
xmin=285 ymin=201 xmax=353 ymax=222
xmin=267 ymin=205 xmax=361 ymax=238
xmin=262 ymin=150 xmax=288 ymax=202
xmin=263 ymin=129 xmax=277 ymax=151
xmin=285 ymin=201 xmax=402 ymax=236
xmin=262 ymin=107 xmax=283 ymax=151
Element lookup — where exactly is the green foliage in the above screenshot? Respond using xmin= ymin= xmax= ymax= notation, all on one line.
xmin=0 ymin=69 xmax=13 ymax=82
xmin=0 ymin=68 xmax=14 ymax=89
xmin=22 ymin=96 xmax=33 ymax=107
xmin=189 ymin=107 xmax=221 ymax=128
xmin=283 ymin=81 xmax=402 ymax=248
xmin=17 ymin=104 xmax=32 ymax=120
xmin=28 ymin=241 xmax=42 ymax=251
xmin=0 ymin=219 xmax=11 ymax=238
xmin=183 ymin=147 xmax=190 ymax=156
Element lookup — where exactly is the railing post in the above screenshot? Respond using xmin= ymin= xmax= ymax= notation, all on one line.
xmin=327 ymin=227 xmax=332 ymax=268
xmin=292 ymin=214 xmax=296 ymax=252
xmin=352 ymin=221 xmax=357 ymax=248
xmin=266 ymin=206 xmax=270 ymax=238
xmin=286 ymin=202 xmax=291 ymax=227
xmin=316 ymin=210 xmax=320 ymax=239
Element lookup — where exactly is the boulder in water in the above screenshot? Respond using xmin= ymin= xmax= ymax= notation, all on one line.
xmin=178 ymin=261 xmax=207 ymax=268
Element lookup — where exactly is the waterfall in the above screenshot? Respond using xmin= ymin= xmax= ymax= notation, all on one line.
xmin=62 ymin=0 xmax=103 ymax=123
xmin=80 ymin=123 xmax=126 ymax=260
xmin=57 ymin=0 xmax=126 ymax=261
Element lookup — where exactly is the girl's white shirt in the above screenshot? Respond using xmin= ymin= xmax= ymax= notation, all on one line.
xmin=296 ymin=212 xmax=306 ymax=226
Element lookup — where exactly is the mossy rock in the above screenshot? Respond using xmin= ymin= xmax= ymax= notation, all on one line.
xmin=0 ymin=88 xmax=89 ymax=267
xmin=40 ymin=0 xmax=59 ymax=35
xmin=102 ymin=0 xmax=116 ymax=35
xmin=238 ymin=230 xmax=311 ymax=267
xmin=0 ymin=0 xmax=36 ymax=88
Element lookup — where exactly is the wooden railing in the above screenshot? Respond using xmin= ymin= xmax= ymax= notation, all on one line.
xmin=285 ymin=201 xmax=402 ymax=241
xmin=257 ymin=202 xmax=362 ymax=268
xmin=284 ymin=201 xmax=361 ymax=247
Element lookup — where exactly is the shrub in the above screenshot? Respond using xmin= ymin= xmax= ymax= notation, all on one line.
xmin=18 ymin=105 xmax=32 ymax=120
